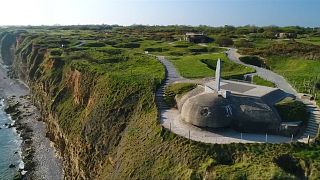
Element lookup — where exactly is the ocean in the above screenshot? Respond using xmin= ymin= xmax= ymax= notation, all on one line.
xmin=0 ymin=99 xmax=23 ymax=179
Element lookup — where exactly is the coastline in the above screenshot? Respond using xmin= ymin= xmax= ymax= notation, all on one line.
xmin=0 ymin=64 xmax=63 ymax=179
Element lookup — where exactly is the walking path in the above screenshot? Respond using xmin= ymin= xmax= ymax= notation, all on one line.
xmin=298 ymin=96 xmax=320 ymax=143
xmin=226 ymin=48 xmax=319 ymax=143
xmin=155 ymin=56 xmax=293 ymax=144
xmin=227 ymin=48 xmax=297 ymax=95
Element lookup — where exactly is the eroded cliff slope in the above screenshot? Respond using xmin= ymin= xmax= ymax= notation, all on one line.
xmin=1 ymin=28 xmax=320 ymax=179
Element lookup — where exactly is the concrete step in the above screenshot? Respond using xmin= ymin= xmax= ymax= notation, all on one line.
xmin=306 ymin=126 xmax=319 ymax=131
xmin=310 ymin=115 xmax=320 ymax=119
xmin=308 ymin=118 xmax=319 ymax=122
xmin=309 ymin=120 xmax=320 ymax=124
xmin=307 ymin=122 xmax=319 ymax=127
xmin=305 ymin=130 xmax=318 ymax=136
xmin=310 ymin=112 xmax=320 ymax=115
xmin=306 ymin=127 xmax=318 ymax=132
xmin=307 ymin=123 xmax=318 ymax=127
xmin=309 ymin=117 xmax=320 ymax=121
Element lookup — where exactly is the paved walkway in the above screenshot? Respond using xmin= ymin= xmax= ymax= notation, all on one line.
xmin=226 ymin=48 xmax=319 ymax=142
xmin=227 ymin=48 xmax=297 ymax=95
xmin=155 ymin=56 xmax=293 ymax=144
xmin=298 ymin=96 xmax=320 ymax=143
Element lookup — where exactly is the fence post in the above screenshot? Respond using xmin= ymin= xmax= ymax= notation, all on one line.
xmin=265 ymin=133 xmax=268 ymax=143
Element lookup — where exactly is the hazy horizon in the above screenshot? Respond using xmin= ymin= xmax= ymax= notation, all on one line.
xmin=0 ymin=0 xmax=319 ymax=27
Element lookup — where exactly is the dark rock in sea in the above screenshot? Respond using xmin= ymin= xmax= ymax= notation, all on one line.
xmin=4 ymin=102 xmax=20 ymax=114
xmin=9 ymin=164 xmax=16 ymax=168
xmin=24 ymin=139 xmax=32 ymax=144
xmin=16 ymin=125 xmax=23 ymax=131
xmin=14 ymin=151 xmax=18 ymax=154
xmin=8 ymin=124 xmax=16 ymax=128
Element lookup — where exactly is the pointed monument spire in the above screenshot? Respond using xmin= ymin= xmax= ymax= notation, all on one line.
xmin=215 ymin=58 xmax=221 ymax=92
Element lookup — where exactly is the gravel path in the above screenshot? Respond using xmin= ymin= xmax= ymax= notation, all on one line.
xmin=155 ymin=56 xmax=292 ymax=144
xmin=227 ymin=48 xmax=297 ymax=95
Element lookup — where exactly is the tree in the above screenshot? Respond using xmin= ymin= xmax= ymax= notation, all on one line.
xmin=216 ymin=37 xmax=234 ymax=47
xmin=235 ymin=39 xmax=253 ymax=48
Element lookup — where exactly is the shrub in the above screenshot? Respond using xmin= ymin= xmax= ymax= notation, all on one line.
xmin=144 ymin=47 xmax=166 ymax=52
xmin=216 ymin=37 xmax=234 ymax=47
xmin=114 ymin=42 xmax=140 ymax=48
xmin=50 ymin=48 xmax=63 ymax=56
xmin=239 ymin=56 xmax=267 ymax=68
xmin=273 ymin=154 xmax=305 ymax=178
xmin=315 ymin=81 xmax=320 ymax=90
xmin=235 ymin=39 xmax=253 ymax=48
xmin=84 ymin=42 xmax=106 ymax=47
xmin=188 ymin=46 xmax=208 ymax=53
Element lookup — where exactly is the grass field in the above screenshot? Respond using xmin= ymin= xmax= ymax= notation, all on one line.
xmin=266 ymin=57 xmax=320 ymax=104
xmin=3 ymin=26 xmax=320 ymax=179
xmin=164 ymin=83 xmax=197 ymax=107
xmin=253 ymin=75 xmax=276 ymax=87
xmin=169 ymin=53 xmax=255 ymax=79
xmin=138 ymin=40 xmax=225 ymax=56
xmin=296 ymin=36 xmax=320 ymax=46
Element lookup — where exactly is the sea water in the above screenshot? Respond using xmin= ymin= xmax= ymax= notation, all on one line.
xmin=0 ymin=99 xmax=23 ymax=179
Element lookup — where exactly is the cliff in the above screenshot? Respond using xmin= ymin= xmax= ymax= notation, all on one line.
xmin=1 ymin=28 xmax=319 ymax=179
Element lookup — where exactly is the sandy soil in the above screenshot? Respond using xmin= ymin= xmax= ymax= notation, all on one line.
xmin=0 ymin=64 xmax=63 ymax=179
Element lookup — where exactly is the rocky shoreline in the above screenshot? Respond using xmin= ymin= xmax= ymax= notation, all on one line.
xmin=4 ymin=95 xmax=37 ymax=179
xmin=0 ymin=64 xmax=63 ymax=179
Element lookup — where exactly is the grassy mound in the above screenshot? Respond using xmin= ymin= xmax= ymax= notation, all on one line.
xmin=164 ymin=83 xmax=197 ymax=107
xmin=275 ymin=97 xmax=309 ymax=123
xmin=253 ymin=75 xmax=276 ymax=87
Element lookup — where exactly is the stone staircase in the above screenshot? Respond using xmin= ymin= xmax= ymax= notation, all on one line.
xmin=298 ymin=100 xmax=320 ymax=143
xmin=155 ymin=81 xmax=170 ymax=110
xmin=155 ymin=56 xmax=186 ymax=111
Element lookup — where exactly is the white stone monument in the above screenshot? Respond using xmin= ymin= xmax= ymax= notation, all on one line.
xmin=205 ymin=58 xmax=230 ymax=98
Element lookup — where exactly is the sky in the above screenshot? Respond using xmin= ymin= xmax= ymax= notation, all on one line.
xmin=0 ymin=0 xmax=319 ymax=27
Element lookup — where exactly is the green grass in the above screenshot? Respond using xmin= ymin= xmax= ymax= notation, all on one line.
xmin=275 ymin=97 xmax=309 ymax=123
xmin=5 ymin=26 xmax=320 ymax=180
xmin=169 ymin=53 xmax=255 ymax=79
xmin=138 ymin=40 xmax=225 ymax=56
xmin=251 ymin=38 xmax=276 ymax=48
xmin=164 ymin=83 xmax=197 ymax=107
xmin=252 ymin=75 xmax=276 ymax=87
xmin=266 ymin=56 xmax=320 ymax=105
xmin=297 ymin=36 xmax=320 ymax=46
